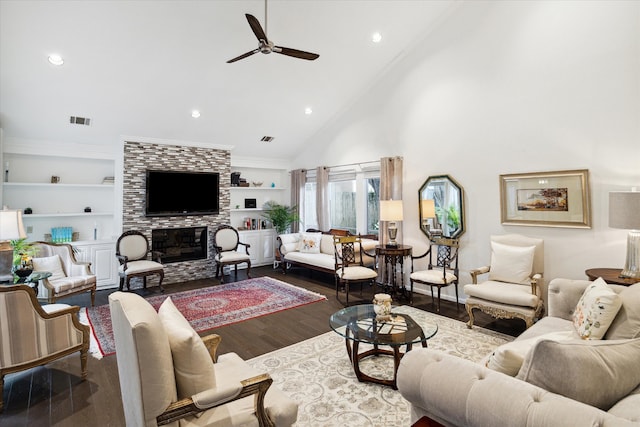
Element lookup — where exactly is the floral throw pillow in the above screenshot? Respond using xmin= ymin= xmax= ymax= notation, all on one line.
xmin=573 ymin=277 xmax=623 ymax=339
xmin=298 ymin=232 xmax=321 ymax=254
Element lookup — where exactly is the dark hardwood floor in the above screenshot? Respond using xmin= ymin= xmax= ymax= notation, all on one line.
xmin=1 ymin=266 xmax=526 ymax=426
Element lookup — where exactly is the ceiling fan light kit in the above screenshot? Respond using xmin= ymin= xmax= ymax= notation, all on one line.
xmin=227 ymin=0 xmax=319 ymax=63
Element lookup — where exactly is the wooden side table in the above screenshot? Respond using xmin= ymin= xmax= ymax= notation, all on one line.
xmin=375 ymin=245 xmax=412 ymax=297
xmin=585 ymin=268 xmax=638 ymax=286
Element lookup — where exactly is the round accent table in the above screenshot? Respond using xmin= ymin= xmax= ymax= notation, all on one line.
xmin=585 ymin=268 xmax=638 ymax=286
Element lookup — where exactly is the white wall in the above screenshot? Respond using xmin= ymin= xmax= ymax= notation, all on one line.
xmin=293 ymin=1 xmax=640 ymax=301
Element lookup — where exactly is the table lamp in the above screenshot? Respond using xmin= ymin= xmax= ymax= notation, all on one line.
xmin=380 ymin=200 xmax=403 ymax=247
xmin=609 ymin=190 xmax=640 ymax=279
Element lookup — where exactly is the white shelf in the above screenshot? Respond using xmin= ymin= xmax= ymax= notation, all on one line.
xmin=22 ymin=212 xmax=114 ymax=218
xmin=231 ymin=208 xmax=265 ymax=212
xmin=229 ymin=186 xmax=286 ymax=191
xmin=4 ymin=182 xmax=113 ymax=188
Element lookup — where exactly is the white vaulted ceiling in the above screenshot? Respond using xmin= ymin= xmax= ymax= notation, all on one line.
xmin=0 ymin=0 xmax=458 ymax=160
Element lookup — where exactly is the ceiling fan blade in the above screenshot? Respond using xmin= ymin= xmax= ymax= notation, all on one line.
xmin=273 ymin=46 xmax=319 ymax=61
xmin=245 ymin=14 xmax=268 ymax=42
xmin=226 ymin=49 xmax=259 ymax=63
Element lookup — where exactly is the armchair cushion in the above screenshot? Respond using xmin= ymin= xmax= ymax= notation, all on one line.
xmin=464 ymin=281 xmax=539 ymax=308
xmin=411 ymin=270 xmax=457 ymax=285
xmin=488 ymin=242 xmax=535 ymax=285
xmin=119 ymin=260 xmax=163 ymax=275
xmin=298 ymin=232 xmax=321 ymax=254
xmin=516 ymin=337 xmax=640 ymax=410
xmin=158 ymin=297 xmax=217 ymax=398
xmin=32 ymin=255 xmax=66 ymax=281
xmin=573 ymin=278 xmax=622 ymax=339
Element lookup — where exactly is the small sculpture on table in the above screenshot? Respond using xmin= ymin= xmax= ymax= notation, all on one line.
xmin=373 ymin=293 xmax=392 ymax=321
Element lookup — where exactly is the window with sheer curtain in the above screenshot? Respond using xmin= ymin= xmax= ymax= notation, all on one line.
xmin=302 ymin=167 xmax=379 ymax=236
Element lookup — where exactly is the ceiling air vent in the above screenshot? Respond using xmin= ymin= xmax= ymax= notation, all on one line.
xmin=260 ymin=136 xmax=274 ymax=142
xmin=70 ymin=116 xmax=91 ymax=126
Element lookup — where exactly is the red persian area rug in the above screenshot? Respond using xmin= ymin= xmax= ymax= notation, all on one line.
xmin=85 ymin=276 xmax=327 ymax=357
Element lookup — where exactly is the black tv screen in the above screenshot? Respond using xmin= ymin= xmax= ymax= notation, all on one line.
xmin=145 ymin=170 xmax=220 ymax=216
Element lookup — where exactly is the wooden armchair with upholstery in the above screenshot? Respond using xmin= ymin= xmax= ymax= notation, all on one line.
xmin=116 ymin=230 xmax=164 ymax=292
xmin=333 ymin=235 xmax=378 ymax=305
xmin=108 ymin=291 xmax=298 ymax=426
xmin=212 ymin=225 xmax=251 ymax=283
xmin=410 ymin=237 xmax=460 ymax=312
xmin=31 ymin=241 xmax=97 ymax=305
xmin=0 ymin=285 xmax=89 ymax=412
xmin=464 ymin=234 xmax=545 ymax=329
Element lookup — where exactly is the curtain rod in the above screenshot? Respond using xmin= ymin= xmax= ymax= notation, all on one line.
xmin=290 ymin=160 xmax=381 ymax=173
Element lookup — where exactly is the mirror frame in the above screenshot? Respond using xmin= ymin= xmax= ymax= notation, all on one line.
xmin=418 ymin=174 xmax=466 ymax=240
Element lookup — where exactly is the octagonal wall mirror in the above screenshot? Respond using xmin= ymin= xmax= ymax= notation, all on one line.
xmin=419 ymin=175 xmax=465 ymax=240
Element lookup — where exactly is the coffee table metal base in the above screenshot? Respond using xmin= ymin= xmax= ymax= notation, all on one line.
xmin=344 ymin=327 xmax=428 ymax=389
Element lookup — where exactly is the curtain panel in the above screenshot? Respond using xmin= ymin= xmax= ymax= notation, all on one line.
xmin=315 ymin=166 xmax=330 ymax=231
xmin=290 ymin=169 xmax=306 ymax=233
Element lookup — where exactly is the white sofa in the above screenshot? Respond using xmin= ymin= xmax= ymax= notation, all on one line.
xmin=277 ymin=230 xmax=378 ymax=275
xmin=397 ymin=278 xmax=640 ymax=427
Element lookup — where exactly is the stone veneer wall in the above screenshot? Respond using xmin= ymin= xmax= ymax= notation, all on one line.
xmin=122 ymin=141 xmax=230 ymax=286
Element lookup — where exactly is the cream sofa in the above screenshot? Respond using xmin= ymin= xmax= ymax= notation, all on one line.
xmin=397 ymin=278 xmax=640 ymax=427
xmin=277 ymin=230 xmax=378 ymax=275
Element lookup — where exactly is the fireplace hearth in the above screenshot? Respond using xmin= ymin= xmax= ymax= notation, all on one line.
xmin=152 ymin=226 xmax=208 ymax=264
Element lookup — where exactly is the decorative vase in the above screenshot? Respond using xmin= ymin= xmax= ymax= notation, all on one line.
xmin=373 ymin=293 xmax=392 ymax=320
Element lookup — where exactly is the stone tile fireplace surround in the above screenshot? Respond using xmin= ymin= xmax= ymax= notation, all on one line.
xmin=122 ymin=141 xmax=230 ymax=285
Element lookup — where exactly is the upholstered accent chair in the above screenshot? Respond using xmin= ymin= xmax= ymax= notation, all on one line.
xmin=115 ymin=230 xmax=164 ymax=292
xmin=334 ymin=235 xmax=378 ymax=305
xmin=0 ymin=285 xmax=89 ymax=412
xmin=464 ymin=234 xmax=544 ymax=329
xmin=212 ymin=225 xmax=251 ymax=283
xmin=410 ymin=237 xmax=459 ymax=312
xmin=109 ymin=291 xmax=298 ymax=426
xmin=31 ymin=241 xmax=97 ymax=305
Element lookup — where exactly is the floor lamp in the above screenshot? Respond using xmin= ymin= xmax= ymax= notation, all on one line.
xmin=609 ymin=191 xmax=640 ymax=279
xmin=0 ymin=209 xmax=27 ymax=281
xmin=380 ymin=200 xmax=403 ymax=247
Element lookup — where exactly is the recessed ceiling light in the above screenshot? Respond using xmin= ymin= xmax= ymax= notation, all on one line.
xmin=372 ymin=32 xmax=382 ymax=43
xmin=191 ymin=110 xmax=201 ymax=118
xmin=48 ymin=54 xmax=64 ymax=66
xmin=304 ymin=107 xmax=313 ymax=115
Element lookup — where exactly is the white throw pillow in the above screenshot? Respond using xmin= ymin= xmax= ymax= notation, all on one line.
xmin=298 ymin=232 xmax=321 ymax=254
xmin=31 ymin=255 xmax=66 ymax=281
xmin=488 ymin=242 xmax=535 ymax=285
xmin=158 ymin=297 xmax=216 ymax=398
xmin=486 ymin=331 xmax=576 ymax=376
xmin=573 ymin=277 xmax=623 ymax=339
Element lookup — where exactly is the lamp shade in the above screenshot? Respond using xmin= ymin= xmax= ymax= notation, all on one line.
xmin=380 ymin=200 xmax=403 ymax=221
xmin=0 ymin=209 xmax=26 ymax=241
xmin=421 ymin=199 xmax=436 ymax=218
xmin=609 ymin=192 xmax=640 ymax=230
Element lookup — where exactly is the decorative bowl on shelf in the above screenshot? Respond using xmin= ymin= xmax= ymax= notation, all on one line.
xmin=252 ymin=181 xmax=263 ymax=187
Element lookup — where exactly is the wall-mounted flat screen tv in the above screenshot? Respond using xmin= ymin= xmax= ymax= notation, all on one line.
xmin=145 ymin=170 xmax=220 ymax=216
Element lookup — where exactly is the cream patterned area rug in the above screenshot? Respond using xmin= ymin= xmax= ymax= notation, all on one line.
xmin=247 ymin=305 xmax=513 ymax=427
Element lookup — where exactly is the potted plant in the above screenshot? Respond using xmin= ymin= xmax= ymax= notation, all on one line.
xmin=10 ymin=238 xmax=37 ymax=281
xmin=261 ymin=201 xmax=299 ymax=234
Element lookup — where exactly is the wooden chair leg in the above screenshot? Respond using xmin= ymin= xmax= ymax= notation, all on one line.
xmin=90 ymin=287 xmax=96 ymax=306
xmin=246 ymin=261 xmax=251 ymax=279
xmin=437 ymin=287 xmax=442 ymax=313
xmin=119 ymin=276 xmax=124 ymax=291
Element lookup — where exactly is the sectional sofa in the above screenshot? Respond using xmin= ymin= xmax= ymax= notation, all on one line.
xmin=397 ymin=278 xmax=640 ymax=426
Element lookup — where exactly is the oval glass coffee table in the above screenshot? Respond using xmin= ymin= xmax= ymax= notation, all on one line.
xmin=330 ymin=304 xmax=438 ymax=389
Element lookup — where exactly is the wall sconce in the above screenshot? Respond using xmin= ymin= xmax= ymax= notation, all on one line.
xmin=380 ymin=200 xmax=403 ymax=247
xmin=609 ymin=190 xmax=640 ymax=279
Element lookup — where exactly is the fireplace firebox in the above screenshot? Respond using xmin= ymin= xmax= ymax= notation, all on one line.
xmin=152 ymin=226 xmax=208 ymax=264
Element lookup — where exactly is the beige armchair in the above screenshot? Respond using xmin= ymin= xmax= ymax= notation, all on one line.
xmin=212 ymin=225 xmax=251 ymax=283
xmin=464 ymin=234 xmax=544 ymax=329
xmin=116 ymin=230 xmax=164 ymax=292
xmin=31 ymin=241 xmax=97 ymax=305
xmin=108 ymin=291 xmax=298 ymax=426
xmin=0 ymin=285 xmax=89 ymax=412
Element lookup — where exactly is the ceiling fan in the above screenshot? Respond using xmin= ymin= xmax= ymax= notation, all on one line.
xmin=226 ymin=0 xmax=319 ymax=63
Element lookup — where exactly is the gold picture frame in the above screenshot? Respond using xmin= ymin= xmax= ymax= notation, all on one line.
xmin=500 ymin=169 xmax=591 ymax=228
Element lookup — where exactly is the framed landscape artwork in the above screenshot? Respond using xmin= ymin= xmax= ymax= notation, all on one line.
xmin=500 ymin=169 xmax=591 ymax=228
